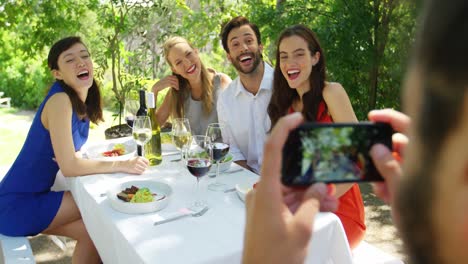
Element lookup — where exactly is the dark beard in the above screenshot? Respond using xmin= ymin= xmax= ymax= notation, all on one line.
xmin=231 ymin=50 xmax=262 ymax=74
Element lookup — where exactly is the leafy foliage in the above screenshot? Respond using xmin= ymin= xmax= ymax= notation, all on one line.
xmin=239 ymin=0 xmax=418 ymax=119
xmin=0 ymin=0 xmax=96 ymax=109
xmin=0 ymin=0 xmax=418 ymax=121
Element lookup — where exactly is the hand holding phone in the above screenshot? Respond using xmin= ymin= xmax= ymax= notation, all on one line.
xmin=281 ymin=122 xmax=393 ymax=185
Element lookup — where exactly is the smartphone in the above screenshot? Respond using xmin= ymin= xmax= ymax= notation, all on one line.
xmin=281 ymin=122 xmax=393 ymax=185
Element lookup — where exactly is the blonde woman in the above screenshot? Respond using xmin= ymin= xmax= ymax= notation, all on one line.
xmin=152 ymin=37 xmax=231 ymax=135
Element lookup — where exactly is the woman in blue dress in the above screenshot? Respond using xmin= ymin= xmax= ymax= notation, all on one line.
xmin=0 ymin=36 xmax=149 ymax=263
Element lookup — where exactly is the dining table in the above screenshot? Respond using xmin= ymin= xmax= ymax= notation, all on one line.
xmin=58 ymin=137 xmax=354 ymax=264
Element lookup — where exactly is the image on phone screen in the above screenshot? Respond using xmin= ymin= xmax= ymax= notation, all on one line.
xmin=281 ymin=122 xmax=393 ymax=185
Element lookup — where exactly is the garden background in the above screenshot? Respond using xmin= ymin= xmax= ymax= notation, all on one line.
xmin=0 ymin=0 xmax=419 ymax=262
xmin=1 ymin=0 xmax=418 ymax=118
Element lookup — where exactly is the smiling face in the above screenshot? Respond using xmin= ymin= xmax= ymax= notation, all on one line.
xmin=226 ymin=25 xmax=263 ymax=74
xmin=279 ymin=35 xmax=320 ymax=93
xmin=52 ymin=43 xmax=93 ymax=96
xmin=166 ymin=42 xmax=201 ymax=82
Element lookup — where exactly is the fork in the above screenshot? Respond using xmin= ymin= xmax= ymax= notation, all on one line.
xmin=153 ymin=206 xmax=209 ymax=225
xmin=208 ymin=168 xmax=243 ymax=178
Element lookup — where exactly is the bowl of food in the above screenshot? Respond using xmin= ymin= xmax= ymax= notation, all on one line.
xmin=210 ymin=153 xmax=233 ymax=173
xmin=106 ymin=180 xmax=172 ymax=214
xmin=85 ymin=140 xmax=137 ymax=161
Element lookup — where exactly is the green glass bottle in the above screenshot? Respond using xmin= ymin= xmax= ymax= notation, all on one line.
xmin=144 ymin=92 xmax=162 ymax=166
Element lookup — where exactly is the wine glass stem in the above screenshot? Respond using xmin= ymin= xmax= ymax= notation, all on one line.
xmin=141 ymin=145 xmax=145 ymax=157
xmin=215 ymin=161 xmax=220 ymax=183
xmin=196 ymin=178 xmax=200 ymax=204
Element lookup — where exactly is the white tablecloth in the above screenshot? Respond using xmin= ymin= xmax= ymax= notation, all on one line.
xmin=64 ymin=148 xmax=353 ymax=264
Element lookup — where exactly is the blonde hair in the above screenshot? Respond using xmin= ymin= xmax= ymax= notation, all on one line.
xmin=163 ymin=36 xmax=214 ymax=118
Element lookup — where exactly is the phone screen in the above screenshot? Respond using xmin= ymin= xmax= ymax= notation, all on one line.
xmin=281 ymin=122 xmax=393 ymax=185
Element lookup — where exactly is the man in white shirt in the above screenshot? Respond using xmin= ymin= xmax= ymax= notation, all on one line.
xmin=217 ymin=16 xmax=273 ymax=174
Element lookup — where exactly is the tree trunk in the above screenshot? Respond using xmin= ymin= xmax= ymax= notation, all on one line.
xmin=368 ymin=0 xmax=397 ymax=112
xmin=111 ymin=40 xmax=118 ymax=107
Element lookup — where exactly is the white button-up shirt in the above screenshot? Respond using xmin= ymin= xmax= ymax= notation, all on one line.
xmin=217 ymin=63 xmax=273 ymax=174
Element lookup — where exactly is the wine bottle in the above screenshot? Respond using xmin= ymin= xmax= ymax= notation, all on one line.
xmin=136 ymin=89 xmax=147 ymax=156
xmin=136 ymin=89 xmax=147 ymax=116
xmin=144 ymin=92 xmax=162 ymax=166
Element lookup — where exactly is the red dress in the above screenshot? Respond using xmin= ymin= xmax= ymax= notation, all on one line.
xmin=289 ymin=102 xmax=366 ymax=249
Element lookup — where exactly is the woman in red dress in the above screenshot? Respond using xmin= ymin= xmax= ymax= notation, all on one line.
xmin=267 ymin=25 xmax=365 ymax=249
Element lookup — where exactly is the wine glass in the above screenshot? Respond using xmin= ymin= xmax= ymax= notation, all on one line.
xmin=171 ymin=118 xmax=192 ymax=160
xmin=206 ymin=123 xmax=230 ymax=191
xmin=132 ymin=116 xmax=152 ymax=156
xmin=186 ymin=135 xmax=212 ymax=209
xmin=124 ymin=99 xmax=139 ymax=128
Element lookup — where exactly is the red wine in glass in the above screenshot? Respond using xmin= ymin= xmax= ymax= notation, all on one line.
xmin=212 ymin=142 xmax=230 ymax=162
xmin=187 ymin=158 xmax=212 ymax=177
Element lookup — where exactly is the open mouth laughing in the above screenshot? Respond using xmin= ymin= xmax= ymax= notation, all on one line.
xmin=287 ymin=69 xmax=300 ymax=80
xmin=238 ymin=53 xmax=253 ymax=65
xmin=77 ymin=70 xmax=90 ymax=80
xmin=186 ymin=65 xmax=196 ymax=74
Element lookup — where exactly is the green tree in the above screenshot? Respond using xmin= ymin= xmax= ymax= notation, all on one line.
xmin=241 ymin=0 xmax=418 ymax=119
xmin=0 ymin=0 xmax=418 ymax=122
xmin=0 ymin=0 xmax=99 ymax=109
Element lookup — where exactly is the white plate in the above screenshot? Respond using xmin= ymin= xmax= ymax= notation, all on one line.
xmin=85 ymin=139 xmax=137 ymax=161
xmin=106 ymin=180 xmax=172 ymax=214
xmin=235 ymin=179 xmax=257 ymax=202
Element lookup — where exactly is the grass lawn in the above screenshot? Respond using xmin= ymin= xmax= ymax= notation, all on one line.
xmin=0 ymin=108 xmax=35 ymax=166
xmin=0 ymin=107 xmax=116 ymax=167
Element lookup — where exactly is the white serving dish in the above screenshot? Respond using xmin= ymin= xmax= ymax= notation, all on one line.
xmin=85 ymin=139 xmax=137 ymax=161
xmin=106 ymin=180 xmax=172 ymax=214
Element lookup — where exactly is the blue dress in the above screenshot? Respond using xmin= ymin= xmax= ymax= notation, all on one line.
xmin=0 ymin=82 xmax=89 ymax=236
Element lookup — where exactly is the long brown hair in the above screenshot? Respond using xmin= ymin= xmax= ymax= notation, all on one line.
xmin=47 ymin=36 xmax=103 ymax=123
xmin=268 ymin=25 xmax=327 ymax=129
xmin=163 ymin=36 xmax=214 ymax=118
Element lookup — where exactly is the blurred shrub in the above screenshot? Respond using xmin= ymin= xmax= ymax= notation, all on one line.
xmin=0 ymin=55 xmax=52 ymax=109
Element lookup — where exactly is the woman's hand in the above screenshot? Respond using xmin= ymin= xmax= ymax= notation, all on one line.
xmin=243 ymin=113 xmax=338 ymax=264
xmin=152 ymin=75 xmax=179 ymax=93
xmin=119 ymin=156 xmax=149 ymax=175
xmin=151 ymin=75 xmax=179 ymax=127
xmin=368 ymin=109 xmax=410 ymax=224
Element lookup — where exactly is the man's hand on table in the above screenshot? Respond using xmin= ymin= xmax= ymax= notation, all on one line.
xmin=242 ymin=112 xmax=338 ymax=264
